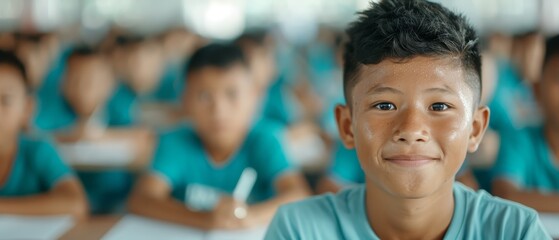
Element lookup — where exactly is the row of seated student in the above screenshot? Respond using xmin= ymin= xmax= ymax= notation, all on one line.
xmin=1 ymin=24 xmax=558 ymax=235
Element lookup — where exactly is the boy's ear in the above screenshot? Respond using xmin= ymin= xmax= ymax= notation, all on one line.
xmin=335 ymin=104 xmax=355 ymax=148
xmin=468 ymin=106 xmax=490 ymax=152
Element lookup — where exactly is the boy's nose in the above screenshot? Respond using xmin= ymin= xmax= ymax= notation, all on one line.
xmin=392 ymin=109 xmax=430 ymax=144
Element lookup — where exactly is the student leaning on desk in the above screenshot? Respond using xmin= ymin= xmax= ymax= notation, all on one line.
xmin=0 ymin=50 xmax=87 ymax=219
xmin=128 ymin=43 xmax=311 ymax=230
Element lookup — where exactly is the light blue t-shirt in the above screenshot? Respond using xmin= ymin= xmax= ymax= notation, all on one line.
xmin=0 ymin=135 xmax=73 ymax=196
xmin=265 ymin=183 xmax=550 ymax=239
xmin=152 ymin=120 xmax=293 ymax=209
xmin=493 ymin=127 xmax=559 ymax=192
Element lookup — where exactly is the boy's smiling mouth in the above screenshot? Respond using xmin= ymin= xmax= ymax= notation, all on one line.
xmin=383 ymin=154 xmax=440 ymax=167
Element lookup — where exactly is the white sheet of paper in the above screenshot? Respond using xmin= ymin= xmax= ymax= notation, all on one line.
xmin=101 ymin=215 xmax=205 ymax=240
xmin=102 ymin=215 xmax=267 ymax=240
xmin=206 ymin=227 xmax=268 ymax=240
xmin=539 ymin=213 xmax=559 ymax=237
xmin=0 ymin=215 xmax=74 ymax=240
xmin=58 ymin=140 xmax=135 ymax=167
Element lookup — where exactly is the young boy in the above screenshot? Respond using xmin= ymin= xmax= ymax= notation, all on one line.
xmin=492 ymin=35 xmax=559 ymax=213
xmin=128 ymin=43 xmax=310 ymax=230
xmin=41 ymin=47 xmax=149 ymax=214
xmin=265 ymin=0 xmax=549 ymax=239
xmin=0 ymin=50 xmax=87 ymax=219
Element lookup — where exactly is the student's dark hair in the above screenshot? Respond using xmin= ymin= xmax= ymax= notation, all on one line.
xmin=67 ymin=46 xmax=101 ymax=63
xmin=0 ymin=49 xmax=31 ymax=93
xmin=544 ymin=35 xmax=559 ymax=69
xmin=344 ymin=0 xmax=481 ymax=106
xmin=186 ymin=43 xmax=248 ymax=75
xmin=235 ymin=29 xmax=270 ymax=47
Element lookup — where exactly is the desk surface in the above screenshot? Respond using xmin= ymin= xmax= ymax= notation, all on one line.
xmin=60 ymin=216 xmax=121 ymax=240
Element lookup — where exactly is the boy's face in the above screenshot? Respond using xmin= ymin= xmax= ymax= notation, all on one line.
xmin=63 ymin=56 xmax=114 ymax=117
xmin=184 ymin=65 xmax=257 ymax=148
xmin=0 ymin=65 xmax=31 ymax=139
xmin=336 ymin=57 xmax=488 ymax=198
xmin=243 ymin=42 xmax=276 ymax=90
xmin=124 ymin=42 xmax=164 ymax=94
xmin=536 ymin=55 xmax=559 ymax=129
xmin=16 ymin=41 xmax=49 ymax=88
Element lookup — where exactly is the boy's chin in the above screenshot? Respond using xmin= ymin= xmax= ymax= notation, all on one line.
xmin=377 ymin=177 xmax=453 ymax=199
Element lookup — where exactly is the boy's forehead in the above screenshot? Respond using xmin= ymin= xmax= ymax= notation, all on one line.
xmin=352 ymin=57 xmax=472 ymax=99
xmin=188 ymin=65 xmax=251 ymax=86
xmin=356 ymin=57 xmax=463 ymax=86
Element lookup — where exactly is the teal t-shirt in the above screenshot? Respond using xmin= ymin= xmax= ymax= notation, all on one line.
xmin=493 ymin=127 xmax=559 ymax=192
xmin=329 ymin=142 xmax=364 ymax=185
xmin=265 ymin=183 xmax=550 ymax=239
xmin=151 ymin=120 xmax=293 ymax=209
xmin=0 ymin=135 xmax=73 ymax=196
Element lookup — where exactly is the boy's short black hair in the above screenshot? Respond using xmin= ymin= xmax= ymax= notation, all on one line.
xmin=186 ymin=43 xmax=248 ymax=76
xmin=344 ymin=0 xmax=481 ymax=106
xmin=67 ymin=46 xmax=101 ymax=63
xmin=0 ymin=49 xmax=30 ymax=93
xmin=235 ymin=29 xmax=270 ymax=47
xmin=544 ymin=35 xmax=559 ymax=70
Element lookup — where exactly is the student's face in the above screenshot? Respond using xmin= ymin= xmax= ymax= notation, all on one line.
xmin=536 ymin=55 xmax=559 ymax=129
xmin=16 ymin=41 xmax=49 ymax=88
xmin=244 ymin=43 xmax=277 ymax=90
xmin=63 ymin=57 xmax=114 ymax=117
xmin=124 ymin=42 xmax=164 ymax=94
xmin=184 ymin=65 xmax=257 ymax=147
xmin=335 ymin=57 xmax=489 ymax=198
xmin=0 ymin=65 xmax=31 ymax=139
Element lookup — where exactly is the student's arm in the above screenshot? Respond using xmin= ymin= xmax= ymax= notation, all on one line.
xmin=244 ymin=172 xmax=310 ymax=226
xmin=0 ymin=178 xmax=88 ymax=220
xmin=128 ymin=174 xmax=216 ymax=230
xmin=493 ymin=179 xmax=559 ymax=212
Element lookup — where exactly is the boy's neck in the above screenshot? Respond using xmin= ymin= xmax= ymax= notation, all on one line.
xmin=0 ymin=136 xmax=18 ymax=165
xmin=365 ymin=180 xmax=455 ymax=239
xmin=204 ymin=139 xmax=243 ymax=164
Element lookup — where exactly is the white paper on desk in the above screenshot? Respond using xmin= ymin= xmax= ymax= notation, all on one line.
xmin=58 ymin=140 xmax=135 ymax=167
xmin=539 ymin=213 xmax=559 ymax=237
xmin=102 ymin=215 xmax=268 ymax=240
xmin=102 ymin=215 xmax=205 ymax=240
xmin=0 ymin=215 xmax=74 ymax=240
xmin=206 ymin=226 xmax=268 ymax=240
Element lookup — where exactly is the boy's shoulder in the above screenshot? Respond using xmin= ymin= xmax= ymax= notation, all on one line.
xmin=266 ymin=186 xmax=371 ymax=239
xmin=451 ymin=183 xmax=548 ymax=238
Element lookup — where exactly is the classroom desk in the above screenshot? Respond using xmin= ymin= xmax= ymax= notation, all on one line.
xmin=60 ymin=215 xmax=121 ymax=240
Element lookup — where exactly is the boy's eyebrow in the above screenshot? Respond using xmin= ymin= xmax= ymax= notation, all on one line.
xmin=366 ymin=85 xmax=404 ymax=95
xmin=424 ymin=85 xmax=457 ymax=95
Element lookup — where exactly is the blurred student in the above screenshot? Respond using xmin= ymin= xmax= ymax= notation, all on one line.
xmin=265 ymin=0 xmax=549 ymax=239
xmin=492 ymin=35 xmax=559 ymax=213
xmin=128 ymin=43 xmax=310 ymax=230
xmin=108 ymin=36 xmax=184 ymax=127
xmin=0 ymin=50 xmax=87 ymax=219
xmin=42 ymin=47 xmax=147 ymax=214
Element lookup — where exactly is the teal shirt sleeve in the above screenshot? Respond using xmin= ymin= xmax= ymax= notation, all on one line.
xmin=249 ymin=123 xmax=293 ymax=186
xmin=151 ymin=132 xmax=184 ymax=188
xmin=330 ymin=143 xmax=363 ymax=184
xmin=492 ymin=129 xmax=530 ymax=187
xmin=264 ymin=206 xmax=299 ymax=240
xmin=521 ymin=215 xmax=552 ymax=239
xmin=31 ymin=140 xmax=73 ymax=189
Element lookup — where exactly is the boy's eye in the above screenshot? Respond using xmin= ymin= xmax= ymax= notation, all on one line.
xmin=374 ymin=102 xmax=396 ymax=111
xmin=430 ymin=103 xmax=449 ymax=111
